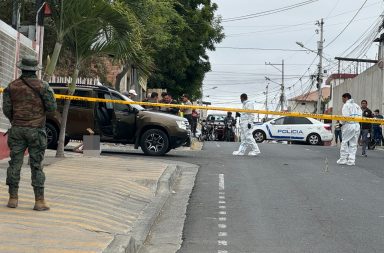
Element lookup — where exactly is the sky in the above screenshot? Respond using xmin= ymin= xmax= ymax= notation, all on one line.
xmin=203 ymin=0 xmax=384 ymax=110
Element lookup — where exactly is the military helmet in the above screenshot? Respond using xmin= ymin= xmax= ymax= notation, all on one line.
xmin=17 ymin=56 xmax=41 ymax=71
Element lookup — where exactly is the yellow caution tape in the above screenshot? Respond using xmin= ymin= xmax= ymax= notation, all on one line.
xmin=0 ymin=87 xmax=383 ymax=124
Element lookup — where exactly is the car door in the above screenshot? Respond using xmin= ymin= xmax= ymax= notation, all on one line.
xmin=66 ymin=89 xmax=95 ymax=139
xmin=110 ymin=92 xmax=137 ymax=141
xmin=266 ymin=117 xmax=288 ymax=140
xmin=283 ymin=117 xmax=312 ymax=141
xmin=284 ymin=117 xmax=304 ymax=141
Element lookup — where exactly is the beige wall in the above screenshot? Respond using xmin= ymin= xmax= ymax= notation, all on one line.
xmin=333 ymin=65 xmax=384 ymax=116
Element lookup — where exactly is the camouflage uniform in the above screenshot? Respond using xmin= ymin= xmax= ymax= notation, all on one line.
xmin=2 ymin=56 xmax=57 ymax=210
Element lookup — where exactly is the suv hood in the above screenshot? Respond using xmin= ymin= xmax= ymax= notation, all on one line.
xmin=139 ymin=110 xmax=187 ymax=121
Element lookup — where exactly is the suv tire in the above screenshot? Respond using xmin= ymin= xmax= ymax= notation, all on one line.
xmin=140 ymin=129 xmax=170 ymax=156
xmin=46 ymin=123 xmax=70 ymax=150
xmin=46 ymin=122 xmax=59 ymax=149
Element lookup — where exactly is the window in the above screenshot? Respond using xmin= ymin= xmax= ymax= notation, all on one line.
xmin=70 ymin=90 xmax=91 ymax=108
xmin=104 ymin=93 xmax=113 ymax=110
xmin=273 ymin=118 xmax=285 ymax=125
xmin=284 ymin=117 xmax=312 ymax=125
xmin=293 ymin=117 xmax=312 ymax=125
xmin=111 ymin=93 xmax=129 ymax=112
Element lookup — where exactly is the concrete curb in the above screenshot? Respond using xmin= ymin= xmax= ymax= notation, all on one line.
xmin=139 ymin=164 xmax=199 ymax=253
xmin=103 ymin=165 xmax=180 ymax=253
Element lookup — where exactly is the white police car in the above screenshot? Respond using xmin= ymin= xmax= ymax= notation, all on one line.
xmin=252 ymin=116 xmax=333 ymax=145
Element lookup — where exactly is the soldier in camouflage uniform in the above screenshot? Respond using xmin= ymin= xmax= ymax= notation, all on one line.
xmin=2 ymin=56 xmax=57 ymax=211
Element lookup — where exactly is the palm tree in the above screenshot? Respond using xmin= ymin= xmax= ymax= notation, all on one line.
xmin=55 ymin=0 xmax=142 ymax=157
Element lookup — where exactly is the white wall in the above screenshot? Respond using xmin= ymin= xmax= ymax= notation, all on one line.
xmin=0 ymin=20 xmax=37 ymax=130
xmin=287 ymin=100 xmax=316 ymax=113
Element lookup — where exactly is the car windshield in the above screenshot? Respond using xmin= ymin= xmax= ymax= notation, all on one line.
xmin=208 ymin=115 xmax=226 ymax=121
xmin=121 ymin=94 xmax=145 ymax=111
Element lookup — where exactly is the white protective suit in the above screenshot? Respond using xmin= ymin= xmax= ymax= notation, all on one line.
xmin=338 ymin=99 xmax=362 ymax=165
xmin=233 ymin=100 xmax=260 ymax=156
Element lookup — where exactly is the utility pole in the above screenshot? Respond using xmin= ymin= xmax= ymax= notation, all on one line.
xmin=316 ymin=18 xmax=324 ymax=114
xmin=264 ymin=80 xmax=269 ymax=120
xmin=266 ymin=60 xmax=285 ymax=111
xmin=281 ymin=59 xmax=285 ymax=111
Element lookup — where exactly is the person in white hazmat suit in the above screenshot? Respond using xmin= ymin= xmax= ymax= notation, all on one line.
xmin=233 ymin=93 xmax=261 ymax=156
xmin=337 ymin=93 xmax=362 ymax=166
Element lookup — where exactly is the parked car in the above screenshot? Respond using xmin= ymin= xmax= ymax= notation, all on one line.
xmin=252 ymin=116 xmax=333 ymax=145
xmin=46 ymin=83 xmax=190 ymax=156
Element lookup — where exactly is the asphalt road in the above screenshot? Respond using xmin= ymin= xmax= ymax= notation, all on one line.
xmin=174 ymin=142 xmax=384 ymax=253
xmin=105 ymin=142 xmax=384 ymax=253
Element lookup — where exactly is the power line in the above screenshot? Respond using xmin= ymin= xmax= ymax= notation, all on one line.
xmin=216 ymin=47 xmax=306 ymax=52
xmin=225 ymin=16 xmax=379 ymax=38
xmin=325 ymin=0 xmax=368 ymax=48
xmin=222 ymin=1 xmax=381 ymax=28
xmin=222 ymin=0 xmax=319 ymax=22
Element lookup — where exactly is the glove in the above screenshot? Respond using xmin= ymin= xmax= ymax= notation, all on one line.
xmin=248 ymin=123 xmax=252 ymax=129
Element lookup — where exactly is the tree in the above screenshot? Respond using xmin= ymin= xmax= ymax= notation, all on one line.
xmin=147 ymin=0 xmax=224 ymax=99
xmin=113 ymin=0 xmax=182 ymax=91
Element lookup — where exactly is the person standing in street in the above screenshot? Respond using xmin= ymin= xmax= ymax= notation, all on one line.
xmin=360 ymin=100 xmax=373 ymax=157
xmin=2 ymin=56 xmax=57 ymax=211
xmin=224 ymin=111 xmax=236 ymax=142
xmin=233 ymin=93 xmax=260 ymax=156
xmin=181 ymin=94 xmax=193 ymax=126
xmin=334 ymin=120 xmax=342 ymax=145
xmin=159 ymin=92 xmax=179 ymax=115
xmin=122 ymin=89 xmax=137 ymax=100
xmin=191 ymin=109 xmax=199 ymax=137
xmin=128 ymin=89 xmax=137 ymax=100
xmin=337 ymin=93 xmax=362 ymax=166
xmin=373 ymin=109 xmax=383 ymax=146
xmin=143 ymin=92 xmax=160 ymax=111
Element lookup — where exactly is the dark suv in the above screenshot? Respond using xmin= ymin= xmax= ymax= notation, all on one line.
xmin=46 ymin=83 xmax=190 ymax=156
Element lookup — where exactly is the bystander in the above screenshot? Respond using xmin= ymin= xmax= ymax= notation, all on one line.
xmin=334 ymin=120 xmax=342 ymax=145
xmin=181 ymin=94 xmax=193 ymax=126
xmin=360 ymin=100 xmax=373 ymax=157
xmin=373 ymin=109 xmax=383 ymax=146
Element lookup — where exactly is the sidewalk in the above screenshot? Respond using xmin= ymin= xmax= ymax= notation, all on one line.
xmin=0 ymin=150 xmax=181 ymax=253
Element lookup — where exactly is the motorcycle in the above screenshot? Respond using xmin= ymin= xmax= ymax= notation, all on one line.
xmin=199 ymin=120 xmax=218 ymax=141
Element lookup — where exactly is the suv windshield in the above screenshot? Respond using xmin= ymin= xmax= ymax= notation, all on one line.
xmin=121 ymin=94 xmax=145 ymax=111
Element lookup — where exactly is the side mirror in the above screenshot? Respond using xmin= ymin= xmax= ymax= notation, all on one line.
xmin=270 ymin=121 xmax=275 ymax=125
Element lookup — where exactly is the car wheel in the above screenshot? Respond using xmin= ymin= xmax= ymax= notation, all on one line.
xmin=307 ymin=133 xmax=321 ymax=145
xmin=46 ymin=122 xmax=58 ymax=149
xmin=140 ymin=129 xmax=169 ymax=156
xmin=253 ymin=130 xmax=266 ymax=143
